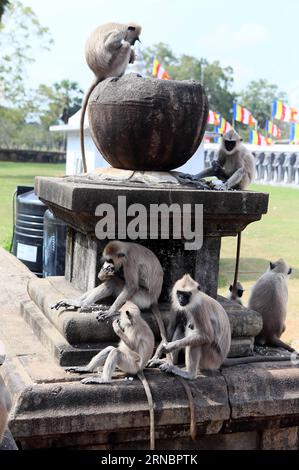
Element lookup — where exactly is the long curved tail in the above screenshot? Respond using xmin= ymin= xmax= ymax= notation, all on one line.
xmin=80 ymin=79 xmax=99 ymax=173
xmin=137 ymin=371 xmax=155 ymax=450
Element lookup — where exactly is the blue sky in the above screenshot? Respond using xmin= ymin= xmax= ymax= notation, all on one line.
xmin=22 ymin=0 xmax=299 ymax=109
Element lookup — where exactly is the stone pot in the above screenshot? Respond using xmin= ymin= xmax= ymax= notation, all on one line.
xmin=88 ymin=73 xmax=209 ymax=171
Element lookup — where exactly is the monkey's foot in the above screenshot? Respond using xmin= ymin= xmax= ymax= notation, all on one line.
xmin=218 ymin=183 xmax=229 ymax=191
xmin=50 ymin=299 xmax=81 ymax=310
xmin=159 ymin=363 xmax=193 ymax=380
xmin=81 ymin=376 xmax=110 ymax=385
xmin=65 ymin=366 xmax=90 ymax=374
xmin=159 ymin=362 xmax=176 ymax=374
xmin=147 ymin=358 xmax=167 ymax=368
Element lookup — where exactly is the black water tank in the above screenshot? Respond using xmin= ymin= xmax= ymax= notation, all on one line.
xmin=12 ymin=186 xmax=46 ymax=276
xmin=43 ymin=210 xmax=67 ymax=277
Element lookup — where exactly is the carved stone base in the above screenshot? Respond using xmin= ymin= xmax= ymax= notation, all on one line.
xmin=22 ymin=276 xmax=263 ymax=366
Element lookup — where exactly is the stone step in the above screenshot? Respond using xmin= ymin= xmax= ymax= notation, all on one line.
xmin=27 ymin=276 xmax=262 ymax=345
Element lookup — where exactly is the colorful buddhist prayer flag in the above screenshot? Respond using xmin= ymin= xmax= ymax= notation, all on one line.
xmin=272 ymin=100 xmax=298 ymax=123
xmin=233 ymin=103 xmax=257 ymax=127
xmin=216 ymin=116 xmax=232 ymax=134
xmin=207 ymin=110 xmax=220 ymax=126
xmin=266 ymin=118 xmax=281 ymax=139
xmin=152 ymin=58 xmax=171 ymax=80
xmin=249 ymin=129 xmax=267 ymax=145
xmin=289 ymin=122 xmax=299 ymax=142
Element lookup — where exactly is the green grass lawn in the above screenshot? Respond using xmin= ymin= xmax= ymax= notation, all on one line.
xmin=0 ymin=164 xmax=298 ymax=344
xmin=0 ymin=162 xmax=65 ymax=250
xmin=218 ymin=183 xmax=299 ymax=346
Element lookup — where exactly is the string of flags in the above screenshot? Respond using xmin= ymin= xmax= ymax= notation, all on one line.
xmin=233 ymin=103 xmax=257 ymax=127
xmin=272 ymin=100 xmax=297 ymax=123
xmin=152 ymin=58 xmax=171 ymax=80
xmin=289 ymin=123 xmax=299 ymax=143
xmin=266 ymin=118 xmax=281 ymax=139
xmin=152 ymin=58 xmax=299 ymax=145
xmin=207 ymin=110 xmax=220 ymax=126
xmin=216 ymin=116 xmax=232 ymax=135
xmin=249 ymin=129 xmax=271 ymax=145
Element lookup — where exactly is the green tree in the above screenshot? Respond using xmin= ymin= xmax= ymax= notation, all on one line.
xmin=0 ymin=0 xmax=53 ymax=105
xmin=34 ymin=80 xmax=83 ymax=127
xmin=142 ymin=43 xmax=236 ymax=120
xmin=239 ymin=79 xmax=287 ymax=129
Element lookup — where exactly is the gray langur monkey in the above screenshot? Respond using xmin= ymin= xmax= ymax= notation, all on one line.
xmin=227 ymin=281 xmax=244 ymax=306
xmin=186 ymin=129 xmax=255 ymax=190
xmin=156 ymin=274 xmax=231 ymax=380
xmin=51 ymin=241 xmax=169 ymax=355
xmin=80 ymin=22 xmax=141 ymax=172
xmin=155 ymin=274 xmax=298 ymax=371
xmin=66 ymin=301 xmax=156 ymax=449
xmin=249 ymin=259 xmax=294 ymax=352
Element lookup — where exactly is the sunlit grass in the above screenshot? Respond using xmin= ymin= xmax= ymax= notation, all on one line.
xmin=0 ymin=162 xmax=65 ymax=248
xmin=218 ymin=183 xmax=299 ymax=345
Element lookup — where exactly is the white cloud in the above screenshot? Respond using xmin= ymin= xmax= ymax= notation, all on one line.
xmin=198 ymin=23 xmax=270 ymax=54
xmin=234 ymin=24 xmax=270 ymax=45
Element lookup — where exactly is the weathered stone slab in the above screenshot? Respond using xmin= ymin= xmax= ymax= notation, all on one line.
xmin=26 ymin=276 xmax=261 ymax=347
xmin=228 ymin=338 xmax=254 ymax=358
xmin=222 ymin=362 xmax=299 ymax=422
xmin=261 ymin=426 xmax=299 ymax=450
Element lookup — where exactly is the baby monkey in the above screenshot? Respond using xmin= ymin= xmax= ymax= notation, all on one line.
xmin=66 ymin=301 xmax=156 ymax=449
xmin=66 ymin=301 xmax=154 ymax=383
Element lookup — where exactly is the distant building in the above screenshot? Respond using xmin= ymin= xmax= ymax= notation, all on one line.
xmin=50 ymin=110 xmax=109 ymax=175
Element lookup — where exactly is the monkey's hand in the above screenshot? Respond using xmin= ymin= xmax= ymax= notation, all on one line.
xmin=81 ymin=376 xmax=110 ymax=385
xmin=50 ymin=299 xmax=82 ymax=310
xmin=96 ymin=307 xmax=118 ymax=322
xmin=160 ymin=341 xmax=177 ymax=354
xmin=129 ymin=48 xmax=136 ymax=64
xmin=112 ymin=318 xmax=123 ymax=335
xmin=65 ymin=366 xmax=90 ymax=374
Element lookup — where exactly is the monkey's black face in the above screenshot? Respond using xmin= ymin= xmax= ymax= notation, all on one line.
xmin=126 ymin=26 xmax=141 ymax=45
xmin=238 ymin=289 xmax=244 ymax=298
xmin=224 ymin=140 xmax=236 ymax=152
xmin=177 ymin=290 xmax=191 ymax=306
xmin=288 ymin=268 xmax=292 ymax=275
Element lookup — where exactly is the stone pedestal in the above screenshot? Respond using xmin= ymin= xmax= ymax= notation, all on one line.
xmin=35 ymin=174 xmax=269 ymax=299
xmin=8 ymin=173 xmax=266 ymax=367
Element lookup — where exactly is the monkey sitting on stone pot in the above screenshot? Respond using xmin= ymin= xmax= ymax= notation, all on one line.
xmin=182 ymin=129 xmax=255 ymax=190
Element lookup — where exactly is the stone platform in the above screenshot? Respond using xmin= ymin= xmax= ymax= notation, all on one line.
xmin=22 ymin=276 xmax=262 ymax=366
xmin=1 ymin=249 xmax=299 ymax=450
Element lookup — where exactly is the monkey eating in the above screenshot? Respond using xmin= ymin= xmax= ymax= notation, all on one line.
xmin=66 ymin=301 xmax=156 ymax=449
xmin=183 ymin=129 xmax=255 ymax=190
xmin=51 ymin=241 xmax=169 ymax=357
xmin=80 ymin=22 xmax=141 ymax=172
xmin=154 ymin=274 xmax=231 ymax=380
